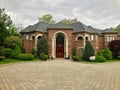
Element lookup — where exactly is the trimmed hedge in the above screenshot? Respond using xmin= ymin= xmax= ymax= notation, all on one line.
xmin=102 ymin=48 xmax=112 ymax=60
xmin=17 ymin=54 xmax=34 ymax=60
xmin=72 ymin=55 xmax=80 ymax=61
xmin=95 ymin=53 xmax=106 ymax=62
xmin=11 ymin=46 xmax=21 ymax=59
xmin=39 ymin=53 xmax=48 ymax=60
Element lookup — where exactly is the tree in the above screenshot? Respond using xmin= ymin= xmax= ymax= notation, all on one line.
xmin=37 ymin=36 xmax=48 ymax=56
xmin=61 ymin=18 xmax=78 ymax=25
xmin=83 ymin=41 xmax=94 ymax=61
xmin=109 ymin=40 xmax=120 ymax=58
xmin=39 ymin=14 xmax=55 ymax=24
xmin=11 ymin=45 xmax=22 ymax=59
xmin=0 ymin=8 xmax=19 ymax=46
xmin=4 ymin=36 xmax=22 ymax=49
xmin=113 ymin=24 xmax=120 ymax=31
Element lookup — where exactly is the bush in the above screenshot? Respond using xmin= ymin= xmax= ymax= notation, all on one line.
xmin=0 ymin=46 xmax=5 ymax=56
xmin=72 ymin=55 xmax=80 ymax=61
xmin=31 ymin=48 xmax=35 ymax=55
xmin=17 ymin=54 xmax=34 ymax=60
xmin=102 ymin=48 xmax=112 ymax=60
xmin=4 ymin=48 xmax=12 ymax=58
xmin=20 ymin=46 xmax=26 ymax=53
xmin=39 ymin=53 xmax=48 ymax=60
xmin=95 ymin=54 xmax=106 ymax=62
xmin=72 ymin=47 xmax=76 ymax=56
xmin=11 ymin=46 xmax=22 ymax=59
xmin=83 ymin=41 xmax=94 ymax=61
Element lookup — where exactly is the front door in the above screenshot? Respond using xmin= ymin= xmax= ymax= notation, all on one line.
xmin=56 ymin=34 xmax=64 ymax=58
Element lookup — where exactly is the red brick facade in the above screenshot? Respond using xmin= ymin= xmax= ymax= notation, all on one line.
xmin=21 ymin=29 xmax=120 ymax=58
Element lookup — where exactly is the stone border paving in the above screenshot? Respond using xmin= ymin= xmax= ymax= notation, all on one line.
xmin=0 ymin=59 xmax=120 ymax=90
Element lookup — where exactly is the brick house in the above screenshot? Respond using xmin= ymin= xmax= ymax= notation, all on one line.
xmin=20 ymin=21 xmax=120 ymax=58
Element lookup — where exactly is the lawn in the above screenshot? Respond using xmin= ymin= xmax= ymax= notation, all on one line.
xmin=0 ymin=58 xmax=39 ymax=64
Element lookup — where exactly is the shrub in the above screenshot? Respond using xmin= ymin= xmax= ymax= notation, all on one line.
xmin=72 ymin=55 xmax=80 ymax=61
xmin=72 ymin=47 xmax=76 ymax=56
xmin=39 ymin=53 xmax=48 ymax=60
xmin=83 ymin=41 xmax=94 ymax=61
xmin=109 ymin=40 xmax=120 ymax=58
xmin=95 ymin=53 xmax=106 ymax=62
xmin=4 ymin=36 xmax=22 ymax=49
xmin=20 ymin=46 xmax=26 ymax=53
xmin=0 ymin=46 xmax=5 ymax=56
xmin=31 ymin=48 xmax=35 ymax=55
xmin=17 ymin=54 xmax=34 ymax=60
xmin=37 ymin=36 xmax=48 ymax=56
xmin=11 ymin=46 xmax=22 ymax=59
xmin=4 ymin=48 xmax=12 ymax=58
xmin=102 ymin=48 xmax=112 ymax=60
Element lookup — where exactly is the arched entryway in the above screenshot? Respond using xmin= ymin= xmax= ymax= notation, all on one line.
xmin=52 ymin=31 xmax=68 ymax=58
xmin=56 ymin=34 xmax=64 ymax=58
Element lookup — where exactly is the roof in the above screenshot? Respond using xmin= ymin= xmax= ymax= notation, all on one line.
xmin=48 ymin=22 xmax=73 ymax=29
xmin=20 ymin=21 xmax=118 ymax=35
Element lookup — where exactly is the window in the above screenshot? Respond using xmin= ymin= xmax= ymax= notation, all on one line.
xmin=26 ymin=35 xmax=29 ymax=40
xmin=78 ymin=36 xmax=83 ymax=40
xmin=91 ymin=35 xmax=94 ymax=40
xmin=107 ymin=36 xmax=115 ymax=42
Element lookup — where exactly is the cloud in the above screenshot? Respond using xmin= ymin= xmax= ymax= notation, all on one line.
xmin=0 ymin=0 xmax=120 ymax=29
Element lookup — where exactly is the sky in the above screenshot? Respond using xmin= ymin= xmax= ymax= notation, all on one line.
xmin=0 ymin=0 xmax=120 ymax=29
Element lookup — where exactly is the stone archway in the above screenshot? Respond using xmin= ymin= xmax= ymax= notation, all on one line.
xmin=52 ymin=31 xmax=68 ymax=58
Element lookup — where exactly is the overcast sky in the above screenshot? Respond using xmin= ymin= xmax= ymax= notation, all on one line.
xmin=0 ymin=0 xmax=120 ymax=29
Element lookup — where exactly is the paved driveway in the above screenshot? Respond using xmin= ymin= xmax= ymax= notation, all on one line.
xmin=0 ymin=59 xmax=120 ymax=90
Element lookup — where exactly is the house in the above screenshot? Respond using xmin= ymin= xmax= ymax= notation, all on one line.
xmin=20 ymin=21 xmax=120 ymax=58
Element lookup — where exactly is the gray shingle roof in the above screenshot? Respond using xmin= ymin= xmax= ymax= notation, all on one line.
xmin=48 ymin=22 xmax=73 ymax=29
xmin=20 ymin=21 xmax=119 ymax=35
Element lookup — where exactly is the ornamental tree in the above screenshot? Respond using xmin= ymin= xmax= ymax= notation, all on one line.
xmin=83 ymin=41 xmax=94 ymax=61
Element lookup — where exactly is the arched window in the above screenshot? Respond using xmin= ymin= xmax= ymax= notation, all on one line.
xmin=85 ymin=37 xmax=88 ymax=41
xmin=32 ymin=36 xmax=35 ymax=40
xmin=37 ymin=36 xmax=42 ymax=40
xmin=78 ymin=36 xmax=83 ymax=40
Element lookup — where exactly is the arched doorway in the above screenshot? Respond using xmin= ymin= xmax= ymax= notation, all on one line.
xmin=56 ymin=34 xmax=64 ymax=58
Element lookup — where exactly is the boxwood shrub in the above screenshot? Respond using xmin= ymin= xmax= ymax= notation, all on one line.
xmin=72 ymin=55 xmax=80 ymax=61
xmin=95 ymin=54 xmax=106 ymax=62
xmin=17 ymin=54 xmax=34 ymax=60
xmin=39 ymin=53 xmax=48 ymax=60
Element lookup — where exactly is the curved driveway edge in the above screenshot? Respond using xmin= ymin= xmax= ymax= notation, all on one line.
xmin=0 ymin=59 xmax=120 ymax=90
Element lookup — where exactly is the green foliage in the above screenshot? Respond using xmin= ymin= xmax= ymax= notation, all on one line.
xmin=20 ymin=46 xmax=26 ymax=53
xmin=72 ymin=47 xmax=77 ymax=56
xmin=31 ymin=47 xmax=35 ymax=55
xmin=37 ymin=36 xmax=48 ymax=56
xmin=113 ymin=24 xmax=120 ymax=31
xmin=72 ymin=55 xmax=80 ymax=61
xmin=11 ymin=46 xmax=22 ymax=59
xmin=0 ymin=46 xmax=5 ymax=56
xmin=102 ymin=48 xmax=112 ymax=60
xmin=95 ymin=54 xmax=106 ymax=62
xmin=39 ymin=14 xmax=56 ymax=24
xmin=61 ymin=18 xmax=78 ymax=25
xmin=17 ymin=54 xmax=34 ymax=60
xmin=4 ymin=36 xmax=22 ymax=49
xmin=83 ymin=41 xmax=94 ymax=61
xmin=4 ymin=48 xmax=12 ymax=58
xmin=0 ymin=8 xmax=19 ymax=46
xmin=39 ymin=53 xmax=48 ymax=60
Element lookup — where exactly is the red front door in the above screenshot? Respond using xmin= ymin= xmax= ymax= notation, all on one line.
xmin=56 ymin=44 xmax=64 ymax=58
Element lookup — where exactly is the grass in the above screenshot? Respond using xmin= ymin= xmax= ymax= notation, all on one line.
xmin=0 ymin=58 xmax=39 ymax=65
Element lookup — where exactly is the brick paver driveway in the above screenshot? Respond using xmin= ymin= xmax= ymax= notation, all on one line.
xmin=0 ymin=59 xmax=120 ymax=90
